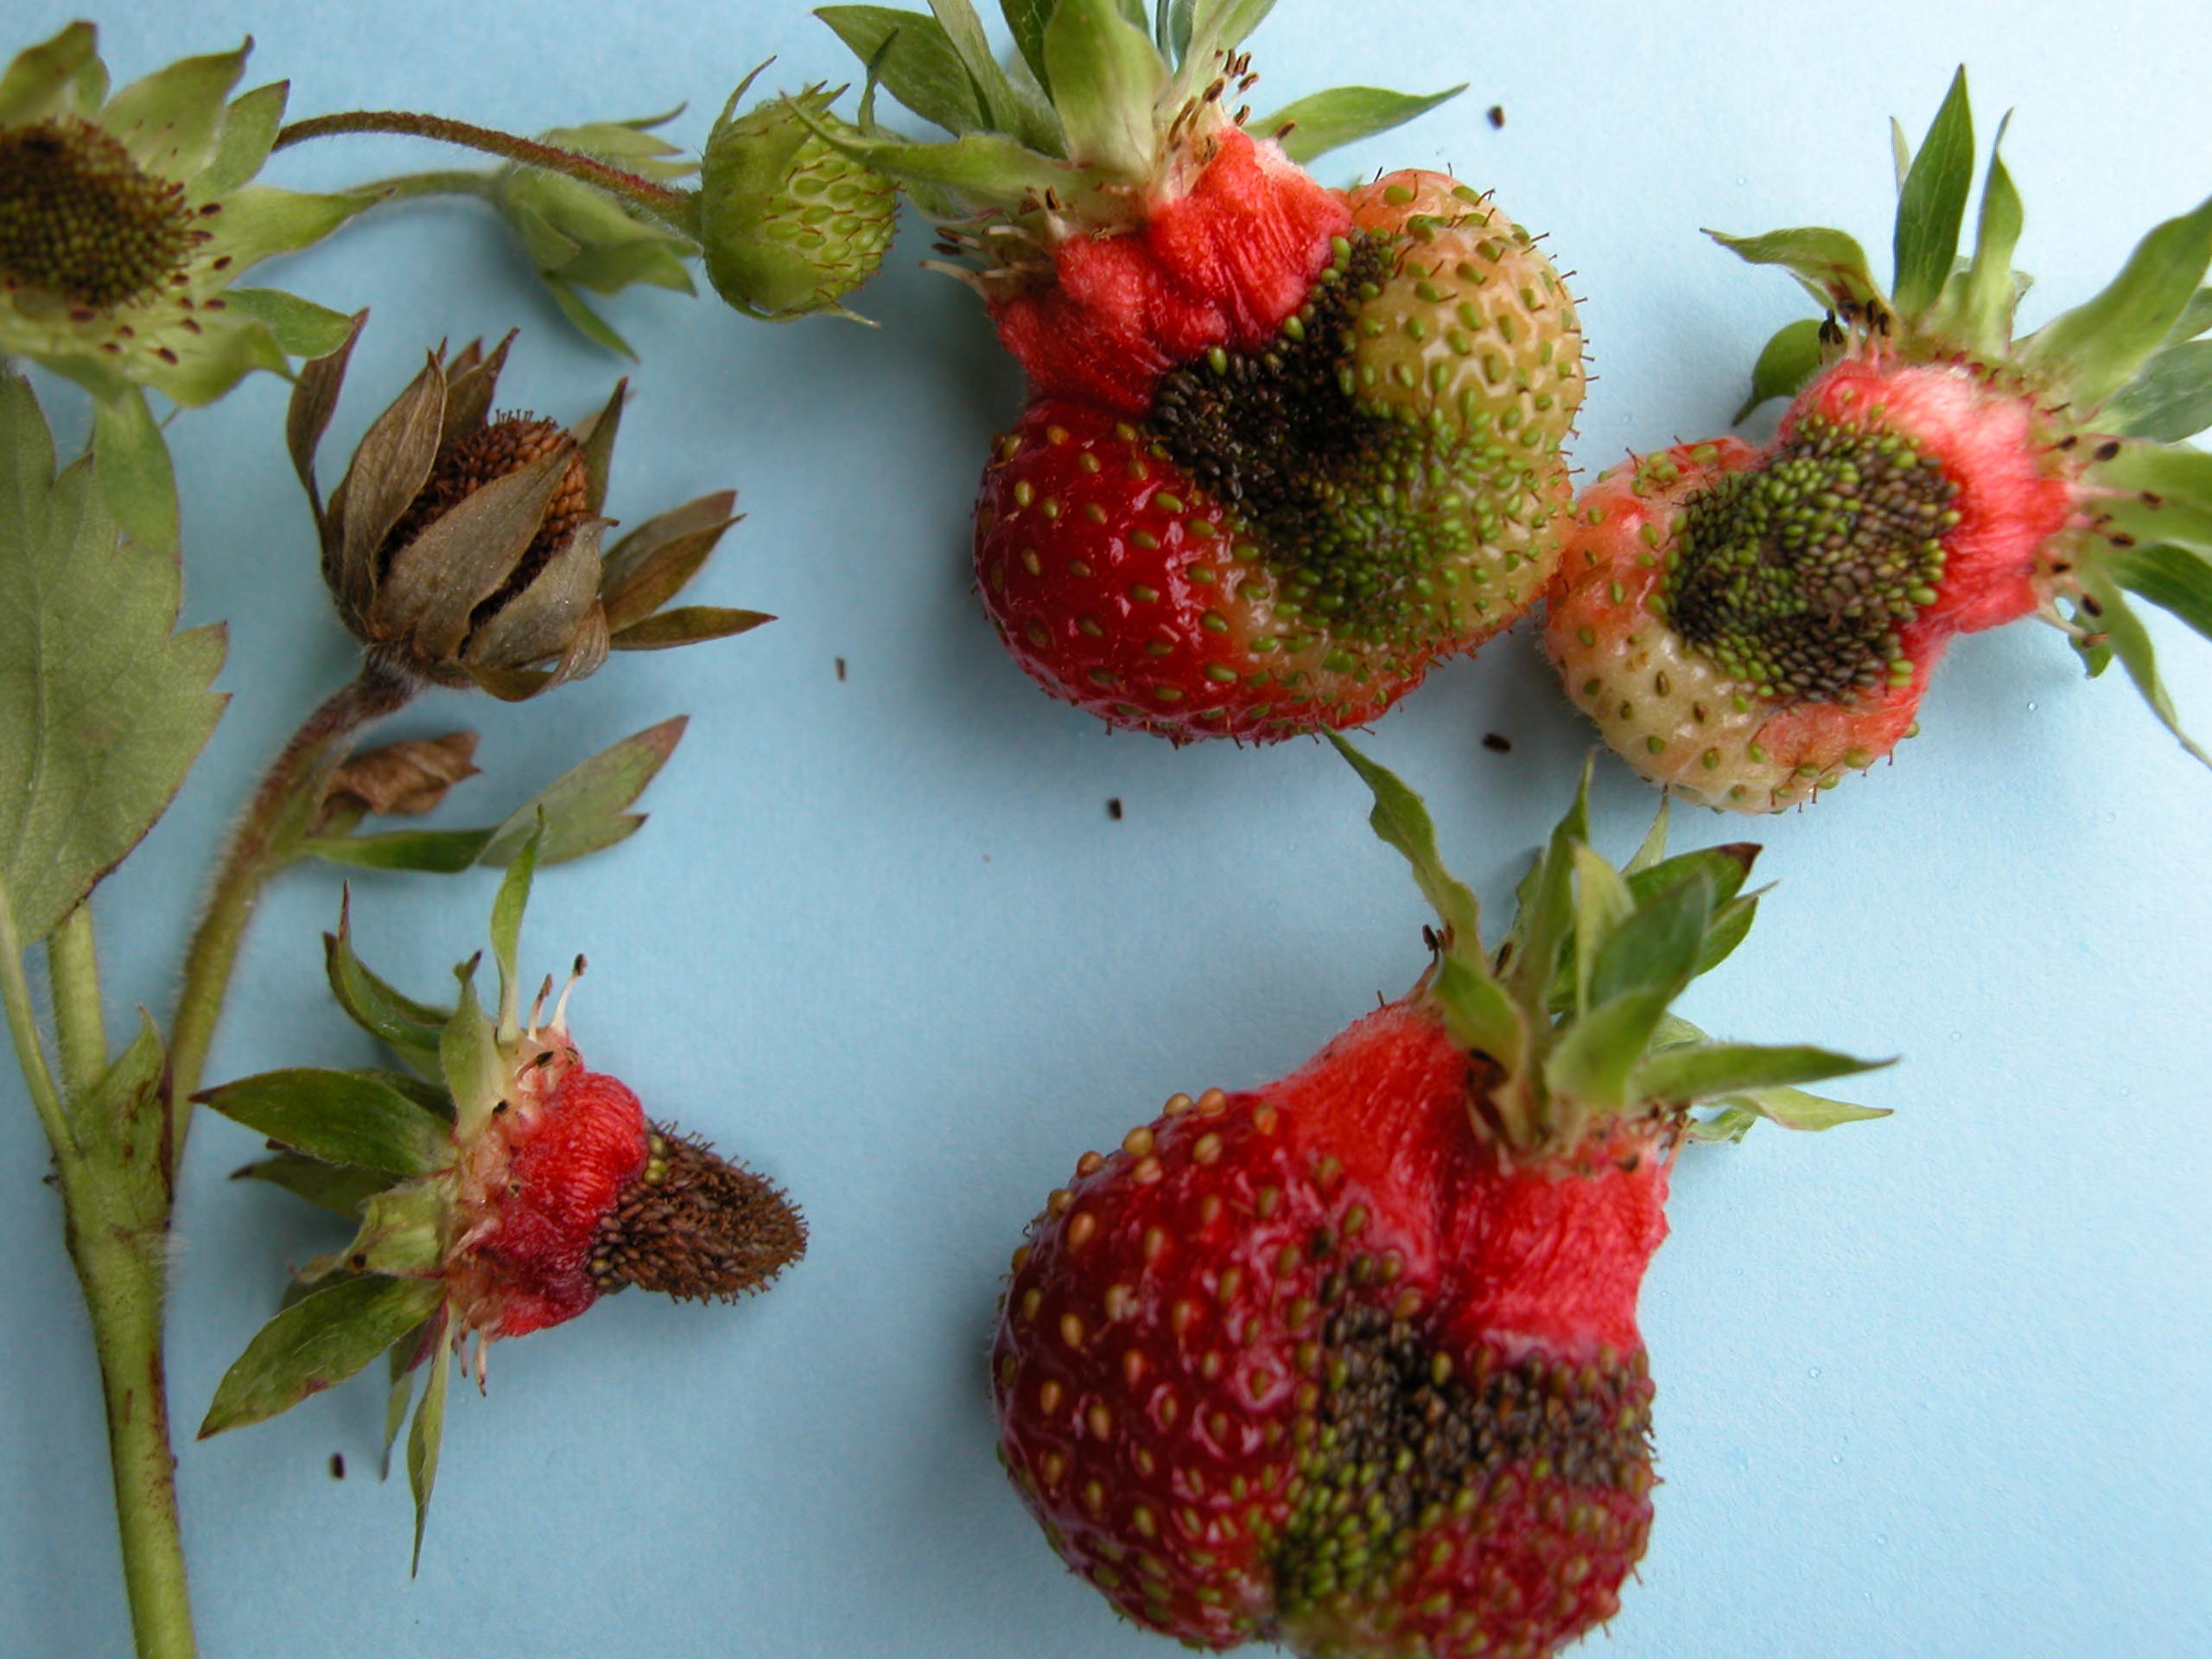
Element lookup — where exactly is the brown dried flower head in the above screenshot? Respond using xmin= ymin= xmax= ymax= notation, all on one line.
xmin=289 ymin=315 xmax=769 ymax=701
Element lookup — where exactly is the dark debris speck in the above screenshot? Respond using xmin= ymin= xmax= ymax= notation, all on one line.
xmin=1482 ymin=733 xmax=1512 ymax=753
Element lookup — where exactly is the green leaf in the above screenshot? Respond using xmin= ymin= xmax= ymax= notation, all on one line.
xmin=0 ymin=374 xmax=225 ymax=944
xmin=102 ymin=40 xmax=248 ymax=181
xmin=1256 ymin=85 xmax=1464 ymax=167
xmin=1685 ymin=1103 xmax=1762 ymax=1144
xmin=1183 ymin=0 xmax=1275 ymax=71
xmin=1952 ymin=111 xmax=2023 ymax=353
xmin=608 ymin=606 xmax=774 ymax=650
xmin=2164 ymin=287 xmax=2212 ymax=345
xmin=1046 ymin=0 xmax=1167 ymax=181
xmin=1707 ymin=226 xmax=1882 ymax=308
xmin=491 ymin=818 xmax=543 ymax=1039
xmin=2106 ymin=340 xmax=2212 ymax=441
xmin=383 ymin=1329 xmax=424 ymax=1477
xmin=1429 ymin=956 xmax=1527 ymax=1078
xmin=90 ymin=387 xmax=179 ymax=554
xmin=198 ymin=1068 xmax=451 ymax=1176
xmin=1630 ymin=1040 xmax=1889 ymax=1104
xmin=537 ymin=281 xmax=635 ymax=359
xmin=2024 ymin=194 xmax=2212 ymax=407
xmin=71 ymin=1010 xmax=167 ymax=1207
xmin=325 ymin=896 xmax=448 ymax=1075
xmin=442 ymin=969 xmax=504 ymax=1140
xmin=821 ymin=7 xmax=988 ymax=133
xmin=1326 ymin=736 xmax=1478 ymax=944
xmin=1001 ymin=0 xmax=1055 ymax=95
xmin=1568 ymin=843 xmax=1634 ymax=1017
xmin=302 ymin=829 xmax=498 ymax=874
xmin=1890 ymin=67 xmax=1974 ymax=320
xmin=2106 ymin=542 xmax=2212 ymax=644
xmin=1543 ymin=985 xmax=1679 ymax=1115
xmin=2075 ymin=564 xmax=2209 ymax=766
xmin=201 ymin=185 xmax=375 ymax=276
xmin=1623 ymin=798 xmax=1670 ymax=876
xmin=1733 ymin=317 xmax=1827 ymax=424
xmin=803 ymin=124 xmax=1077 ymax=212
xmin=1169 ymin=0 xmax=1198 ymax=60
xmin=1502 ymin=763 xmax=1592 ymax=1026
xmin=1721 ymin=1083 xmax=1894 ymax=1133
xmin=194 ymin=79 xmax=289 ymax=198
xmin=221 ymin=288 xmax=360 ymax=359
xmin=480 ymin=715 xmax=689 ymax=868
xmin=408 ymin=1340 xmax=452 ymax=1574
xmin=1588 ymin=868 xmax=1711 ymax=1010
xmin=231 ymin=1153 xmax=393 ymax=1217
xmin=1889 ymin=118 xmax=1911 ymax=195
xmin=0 ymin=22 xmax=99 ymax=125
xmin=200 ymin=1274 xmax=444 ymax=1438
xmin=925 ymin=0 xmax=1031 ymax=139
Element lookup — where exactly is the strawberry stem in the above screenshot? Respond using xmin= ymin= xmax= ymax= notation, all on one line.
xmin=0 ymin=891 xmax=197 ymax=1659
xmin=274 ymin=111 xmax=700 ymax=236
xmin=167 ymin=658 xmax=416 ymax=1170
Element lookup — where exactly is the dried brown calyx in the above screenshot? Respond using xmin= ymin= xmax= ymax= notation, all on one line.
xmin=0 ymin=116 xmax=197 ymax=308
xmin=590 ymin=1128 xmax=807 ymax=1302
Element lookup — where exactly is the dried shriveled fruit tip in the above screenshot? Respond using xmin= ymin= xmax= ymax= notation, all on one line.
xmin=1707 ymin=67 xmax=2212 ymax=766
xmin=593 ymin=1128 xmax=806 ymax=1300
xmin=289 ymin=315 xmax=769 ymax=701
xmin=697 ymin=66 xmax=899 ymax=321
xmin=196 ymin=827 xmax=804 ymax=1562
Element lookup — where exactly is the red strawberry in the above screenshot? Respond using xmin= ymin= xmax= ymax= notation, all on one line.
xmin=1547 ymin=70 xmax=2212 ymax=809
xmin=823 ymin=3 xmax=1581 ymax=739
xmin=200 ymin=832 xmax=804 ymax=1558
xmin=992 ymin=741 xmax=1889 ymax=1654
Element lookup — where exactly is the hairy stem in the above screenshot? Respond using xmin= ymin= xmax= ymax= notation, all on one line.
xmin=49 ymin=901 xmax=109 ymax=1102
xmin=275 ymin=111 xmax=697 ymax=233
xmin=166 ymin=658 xmax=416 ymax=1172
xmin=67 ymin=1190 xmax=196 ymax=1659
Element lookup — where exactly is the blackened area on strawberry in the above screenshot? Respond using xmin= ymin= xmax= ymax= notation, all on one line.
xmin=1150 ymin=233 xmax=1393 ymax=523
xmin=1660 ymin=414 xmax=1959 ymax=703
xmin=1274 ymin=1300 xmax=1652 ymax=1627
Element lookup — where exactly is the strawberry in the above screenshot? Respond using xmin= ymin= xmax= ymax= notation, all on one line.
xmin=992 ymin=740 xmax=1890 ymax=1655
xmin=1547 ymin=70 xmax=2212 ymax=810
xmin=199 ymin=829 xmax=804 ymax=1561
xmin=819 ymin=1 xmax=1582 ymax=738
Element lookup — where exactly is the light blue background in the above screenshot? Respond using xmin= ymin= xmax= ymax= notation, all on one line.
xmin=3 ymin=3 xmax=2208 ymax=1655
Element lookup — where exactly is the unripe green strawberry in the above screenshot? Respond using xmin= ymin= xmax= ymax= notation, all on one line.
xmin=699 ymin=72 xmax=899 ymax=321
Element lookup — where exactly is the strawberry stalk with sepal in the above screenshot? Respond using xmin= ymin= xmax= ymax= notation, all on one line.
xmin=197 ymin=827 xmax=804 ymax=1567
xmin=991 ymin=742 xmax=1891 ymax=1656
xmin=811 ymin=0 xmax=1582 ymax=738
xmin=1548 ymin=69 xmax=2212 ymax=810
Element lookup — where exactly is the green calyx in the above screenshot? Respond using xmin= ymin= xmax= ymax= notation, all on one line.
xmin=195 ymin=828 xmax=561 ymax=1566
xmin=1712 ymin=67 xmax=2212 ymax=769
xmin=1715 ymin=67 xmax=2212 ymax=425
xmin=1660 ymin=413 xmax=1957 ymax=702
xmin=491 ymin=109 xmax=701 ymax=356
xmin=0 ymin=23 xmax=373 ymax=550
xmin=804 ymin=1 xmax=1459 ymax=251
xmin=699 ymin=68 xmax=900 ymax=321
xmin=1329 ymin=738 xmax=1891 ymax=1154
